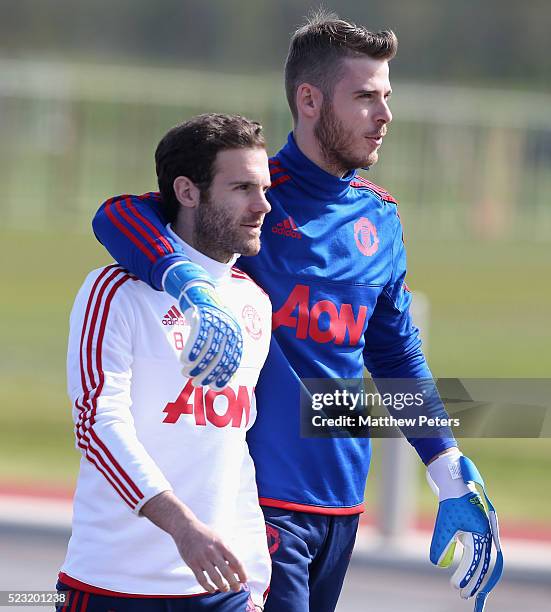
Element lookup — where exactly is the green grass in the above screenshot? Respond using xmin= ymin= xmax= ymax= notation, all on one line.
xmin=365 ymin=438 xmax=551 ymax=525
xmin=0 ymin=229 xmax=111 ymax=488
xmin=405 ymin=235 xmax=551 ymax=377
xmin=1 ymin=229 xmax=550 ymax=523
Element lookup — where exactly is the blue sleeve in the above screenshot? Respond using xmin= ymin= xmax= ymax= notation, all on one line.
xmin=92 ymin=192 xmax=190 ymax=291
xmin=363 ymin=212 xmax=457 ymax=464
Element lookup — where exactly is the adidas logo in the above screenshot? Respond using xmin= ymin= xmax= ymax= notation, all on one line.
xmin=272 ymin=216 xmax=302 ymax=239
xmin=162 ymin=306 xmax=187 ymax=326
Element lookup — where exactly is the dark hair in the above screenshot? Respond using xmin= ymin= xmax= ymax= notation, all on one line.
xmin=284 ymin=9 xmax=398 ymax=121
xmin=155 ymin=113 xmax=265 ymax=222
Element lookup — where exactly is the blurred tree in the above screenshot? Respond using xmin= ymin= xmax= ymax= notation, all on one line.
xmin=1 ymin=0 xmax=549 ymax=88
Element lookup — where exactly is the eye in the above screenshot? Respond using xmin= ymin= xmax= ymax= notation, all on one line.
xmin=235 ymin=184 xmax=250 ymax=191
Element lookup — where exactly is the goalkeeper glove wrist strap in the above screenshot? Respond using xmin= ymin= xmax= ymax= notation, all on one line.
xmin=162 ymin=261 xmax=215 ymax=300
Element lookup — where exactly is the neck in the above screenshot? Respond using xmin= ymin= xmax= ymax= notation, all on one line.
xmin=293 ymin=123 xmax=346 ymax=178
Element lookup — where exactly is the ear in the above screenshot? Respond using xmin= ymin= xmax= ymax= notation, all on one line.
xmin=173 ymin=176 xmax=200 ymax=209
xmin=296 ymin=83 xmax=324 ymax=120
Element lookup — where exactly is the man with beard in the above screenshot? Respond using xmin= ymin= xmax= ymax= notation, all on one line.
xmin=58 ymin=114 xmax=272 ymax=611
xmin=91 ymin=12 xmax=501 ymax=612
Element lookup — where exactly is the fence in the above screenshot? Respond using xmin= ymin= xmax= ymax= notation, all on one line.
xmin=1 ymin=58 xmax=550 ymax=240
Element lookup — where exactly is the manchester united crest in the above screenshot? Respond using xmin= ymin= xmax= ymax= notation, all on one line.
xmin=354 ymin=217 xmax=379 ymax=257
xmin=242 ymin=304 xmax=262 ymax=340
xmin=266 ymin=524 xmax=281 ymax=555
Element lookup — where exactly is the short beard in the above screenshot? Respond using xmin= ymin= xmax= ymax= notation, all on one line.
xmin=193 ymin=190 xmax=260 ymax=263
xmin=314 ymin=99 xmax=379 ymax=175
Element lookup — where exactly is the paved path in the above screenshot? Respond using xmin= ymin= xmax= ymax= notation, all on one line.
xmin=1 ymin=525 xmax=550 ymax=611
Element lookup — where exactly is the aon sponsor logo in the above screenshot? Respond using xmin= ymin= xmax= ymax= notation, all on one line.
xmin=163 ymin=380 xmax=252 ymax=427
xmin=272 ymin=284 xmax=368 ymax=345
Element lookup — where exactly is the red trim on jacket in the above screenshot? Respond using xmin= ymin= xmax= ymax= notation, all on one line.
xmin=259 ymin=497 xmax=365 ymax=515
xmin=231 ymin=267 xmax=269 ymax=297
xmin=351 ymin=175 xmax=398 ymax=204
xmin=58 ymin=573 xmax=209 ymax=598
xmin=270 ymin=174 xmax=291 ymax=188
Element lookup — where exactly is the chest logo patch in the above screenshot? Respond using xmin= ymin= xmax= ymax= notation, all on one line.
xmin=354 ymin=217 xmax=379 ymax=257
xmin=162 ymin=306 xmax=188 ymax=326
xmin=242 ymin=304 xmax=262 ymax=340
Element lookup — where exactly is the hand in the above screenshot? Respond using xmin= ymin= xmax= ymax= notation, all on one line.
xmin=164 ymin=262 xmax=243 ymax=390
xmin=427 ymin=449 xmax=503 ymax=611
xmin=173 ymin=515 xmax=248 ymax=595
xmin=141 ymin=492 xmax=248 ymax=594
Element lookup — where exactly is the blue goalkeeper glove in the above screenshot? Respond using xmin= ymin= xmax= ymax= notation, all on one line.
xmin=427 ymin=449 xmax=503 ymax=612
xmin=163 ymin=262 xmax=243 ymax=391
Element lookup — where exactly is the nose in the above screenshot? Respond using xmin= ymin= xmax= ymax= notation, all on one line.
xmin=377 ymin=99 xmax=392 ymax=125
xmin=252 ymin=189 xmax=271 ymax=214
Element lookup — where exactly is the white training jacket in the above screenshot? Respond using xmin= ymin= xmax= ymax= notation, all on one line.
xmin=60 ymin=231 xmax=272 ymax=605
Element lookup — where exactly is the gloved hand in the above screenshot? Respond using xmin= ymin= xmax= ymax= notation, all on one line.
xmin=164 ymin=262 xmax=243 ymax=390
xmin=427 ymin=448 xmax=503 ymax=612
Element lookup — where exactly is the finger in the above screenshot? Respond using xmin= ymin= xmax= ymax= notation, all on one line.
xmin=191 ymin=567 xmax=216 ymax=594
xmin=188 ymin=311 xmax=236 ymax=380
xmin=197 ymin=335 xmax=230 ymax=387
xmin=212 ymin=335 xmax=243 ymax=390
xmin=180 ymin=308 xmax=205 ymax=364
xmin=435 ymin=536 xmax=457 ymax=568
xmin=201 ymin=312 xmax=243 ymax=388
xmin=451 ymin=531 xmax=488 ymax=596
xmin=460 ymin=534 xmax=491 ymax=599
xmin=202 ymin=561 xmax=230 ymax=593
xmin=205 ymin=336 xmax=241 ymax=390
xmin=186 ymin=327 xmax=219 ymax=378
xmin=215 ymin=559 xmax=243 ymax=593
xmin=221 ymin=547 xmax=248 ymax=585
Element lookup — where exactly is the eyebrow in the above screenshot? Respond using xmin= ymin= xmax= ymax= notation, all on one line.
xmin=228 ymin=180 xmax=271 ymax=188
xmin=229 ymin=180 xmax=260 ymax=186
xmin=353 ymin=89 xmax=392 ymax=96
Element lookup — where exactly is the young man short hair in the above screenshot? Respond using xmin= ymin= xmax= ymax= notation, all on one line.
xmin=58 ymin=113 xmax=272 ymax=611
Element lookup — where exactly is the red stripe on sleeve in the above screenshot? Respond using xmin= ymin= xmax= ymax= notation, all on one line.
xmin=115 ymin=199 xmax=167 ymax=257
xmin=74 ymin=268 xmax=143 ymax=509
xmin=126 ymin=199 xmax=174 ymax=254
xmin=80 ymin=267 xmax=123 ymax=405
xmin=88 ymin=273 xmax=145 ymax=501
xmin=73 ymin=423 xmax=136 ymax=509
xmin=104 ymin=200 xmax=157 ymax=262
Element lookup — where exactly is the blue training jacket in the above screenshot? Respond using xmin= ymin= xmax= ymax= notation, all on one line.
xmin=93 ymin=133 xmax=456 ymax=514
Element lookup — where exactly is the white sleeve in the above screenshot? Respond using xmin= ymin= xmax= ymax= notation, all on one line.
xmin=67 ymin=266 xmax=172 ymax=514
xmin=232 ymin=449 xmax=271 ymax=607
